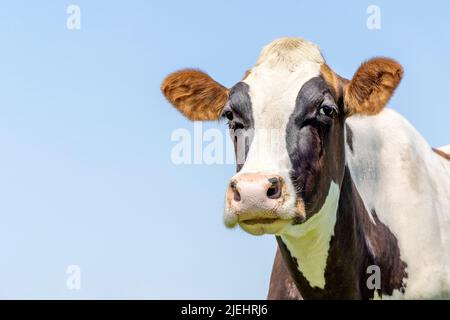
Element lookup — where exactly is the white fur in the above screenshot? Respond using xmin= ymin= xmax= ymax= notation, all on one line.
xmin=278 ymin=182 xmax=340 ymax=288
xmin=346 ymin=108 xmax=450 ymax=298
xmin=232 ymin=38 xmax=324 ymax=219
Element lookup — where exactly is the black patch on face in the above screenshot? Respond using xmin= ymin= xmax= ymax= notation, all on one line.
xmin=286 ymin=76 xmax=345 ymax=216
xmin=345 ymin=124 xmax=354 ymax=154
xmin=228 ymin=82 xmax=254 ymax=126
xmin=223 ymin=82 xmax=254 ymax=172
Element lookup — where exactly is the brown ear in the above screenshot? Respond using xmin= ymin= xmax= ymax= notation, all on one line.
xmin=344 ymin=58 xmax=403 ymax=116
xmin=161 ymin=69 xmax=229 ymax=121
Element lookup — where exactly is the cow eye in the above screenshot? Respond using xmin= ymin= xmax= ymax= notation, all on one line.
xmin=319 ymin=105 xmax=336 ymax=118
xmin=224 ymin=110 xmax=234 ymax=121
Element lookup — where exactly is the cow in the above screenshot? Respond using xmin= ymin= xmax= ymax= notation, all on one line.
xmin=161 ymin=37 xmax=450 ymax=299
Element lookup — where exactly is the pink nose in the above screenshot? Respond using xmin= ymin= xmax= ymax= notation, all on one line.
xmin=226 ymin=173 xmax=284 ymax=216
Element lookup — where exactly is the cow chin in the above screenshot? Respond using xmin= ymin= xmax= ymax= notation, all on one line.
xmin=238 ymin=218 xmax=293 ymax=236
xmin=223 ymin=205 xmax=305 ymax=236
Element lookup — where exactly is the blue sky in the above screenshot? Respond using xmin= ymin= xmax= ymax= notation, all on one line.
xmin=0 ymin=0 xmax=449 ymax=299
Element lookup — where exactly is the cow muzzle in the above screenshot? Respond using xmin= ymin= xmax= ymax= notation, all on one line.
xmin=224 ymin=172 xmax=303 ymax=235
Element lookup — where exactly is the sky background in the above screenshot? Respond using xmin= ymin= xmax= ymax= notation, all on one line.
xmin=0 ymin=0 xmax=449 ymax=299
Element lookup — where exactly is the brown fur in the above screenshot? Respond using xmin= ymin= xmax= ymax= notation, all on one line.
xmin=267 ymin=247 xmax=302 ymax=300
xmin=320 ymin=64 xmax=348 ymax=102
xmin=433 ymin=148 xmax=450 ymax=161
xmin=344 ymin=58 xmax=403 ymax=116
xmin=242 ymin=69 xmax=251 ymax=80
xmin=161 ymin=69 xmax=229 ymax=121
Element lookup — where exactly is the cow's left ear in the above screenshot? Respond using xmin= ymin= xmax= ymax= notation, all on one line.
xmin=344 ymin=58 xmax=403 ymax=116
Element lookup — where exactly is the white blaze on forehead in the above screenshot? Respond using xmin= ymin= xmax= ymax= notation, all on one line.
xmin=255 ymin=37 xmax=325 ymax=68
xmin=240 ymin=38 xmax=324 ymax=176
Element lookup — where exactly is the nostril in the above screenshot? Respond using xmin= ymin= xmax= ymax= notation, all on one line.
xmin=267 ymin=177 xmax=282 ymax=199
xmin=230 ymin=181 xmax=241 ymax=201
xmin=233 ymin=189 xmax=241 ymax=202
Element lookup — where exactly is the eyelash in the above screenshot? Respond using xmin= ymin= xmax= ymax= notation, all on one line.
xmin=228 ymin=121 xmax=244 ymax=130
xmin=318 ymin=105 xmax=338 ymax=118
xmin=222 ymin=108 xmax=245 ymax=130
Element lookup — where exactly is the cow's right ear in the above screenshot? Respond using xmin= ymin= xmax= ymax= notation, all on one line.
xmin=161 ymin=69 xmax=229 ymax=121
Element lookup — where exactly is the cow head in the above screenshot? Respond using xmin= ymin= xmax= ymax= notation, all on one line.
xmin=162 ymin=38 xmax=402 ymax=236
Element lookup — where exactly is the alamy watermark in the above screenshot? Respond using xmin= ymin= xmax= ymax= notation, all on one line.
xmin=367 ymin=5 xmax=381 ymax=30
xmin=170 ymin=122 xmax=288 ymax=166
xmin=66 ymin=4 xmax=81 ymax=30
xmin=66 ymin=265 xmax=81 ymax=290
xmin=366 ymin=265 xmax=381 ymax=290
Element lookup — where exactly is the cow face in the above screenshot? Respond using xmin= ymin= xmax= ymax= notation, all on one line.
xmin=162 ymin=38 xmax=402 ymax=236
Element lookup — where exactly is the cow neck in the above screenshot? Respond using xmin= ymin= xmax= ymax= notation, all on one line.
xmin=276 ymin=166 xmax=379 ymax=299
xmin=278 ymin=181 xmax=340 ymax=289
